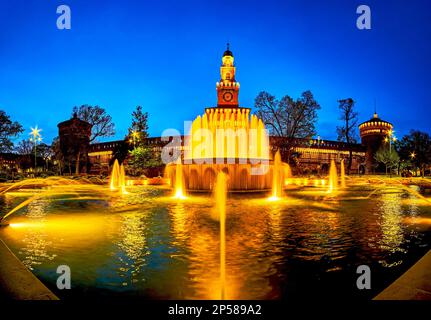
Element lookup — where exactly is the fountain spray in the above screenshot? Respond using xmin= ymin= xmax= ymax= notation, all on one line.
xmin=215 ymin=172 xmax=227 ymax=299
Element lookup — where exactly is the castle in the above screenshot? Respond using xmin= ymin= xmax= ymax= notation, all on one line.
xmin=1 ymin=46 xmax=392 ymax=177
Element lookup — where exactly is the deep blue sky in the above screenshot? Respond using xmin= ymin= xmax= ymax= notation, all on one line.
xmin=1 ymin=0 xmax=430 ymax=144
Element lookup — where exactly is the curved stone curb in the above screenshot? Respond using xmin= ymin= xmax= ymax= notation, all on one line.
xmin=0 ymin=238 xmax=59 ymax=300
xmin=374 ymin=250 xmax=431 ymax=300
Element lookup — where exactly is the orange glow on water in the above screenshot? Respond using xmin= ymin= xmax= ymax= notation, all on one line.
xmin=404 ymin=217 xmax=431 ymax=225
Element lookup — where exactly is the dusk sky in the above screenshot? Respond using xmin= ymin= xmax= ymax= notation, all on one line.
xmin=0 ymin=0 xmax=430 ymax=144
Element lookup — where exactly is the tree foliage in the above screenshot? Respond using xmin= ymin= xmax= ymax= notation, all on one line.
xmin=128 ymin=106 xmax=149 ymax=146
xmin=396 ymin=130 xmax=431 ymax=177
xmin=254 ymin=91 xmax=320 ymax=160
xmin=0 ymin=110 xmax=23 ymax=152
xmin=336 ymin=98 xmax=359 ymax=174
xmin=128 ymin=146 xmax=162 ymax=176
xmin=15 ymin=139 xmax=33 ymax=155
xmin=374 ymin=145 xmax=400 ymax=175
xmin=72 ymin=105 xmax=115 ymax=142
xmin=255 ymin=91 xmax=320 ymax=139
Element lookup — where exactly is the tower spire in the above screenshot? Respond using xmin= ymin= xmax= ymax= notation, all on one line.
xmin=217 ymin=44 xmax=239 ymax=107
xmin=373 ymin=99 xmax=378 ymax=118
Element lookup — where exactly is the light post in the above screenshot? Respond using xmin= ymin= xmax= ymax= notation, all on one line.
xmin=29 ymin=126 xmax=42 ymax=172
xmin=384 ymin=129 xmax=397 ymax=153
xmin=410 ymin=152 xmax=416 ymax=176
xmin=131 ymin=130 xmax=139 ymax=149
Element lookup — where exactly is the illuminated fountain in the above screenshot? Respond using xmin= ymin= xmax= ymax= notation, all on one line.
xmin=328 ymin=159 xmax=338 ymax=193
xmin=174 ymin=158 xmax=186 ymax=199
xmin=214 ymin=172 xmax=227 ymax=299
xmin=110 ymin=159 xmax=127 ymax=194
xmin=340 ymin=159 xmax=346 ymax=188
xmin=166 ymin=45 xmax=280 ymax=193
xmin=269 ymin=150 xmax=283 ymax=200
xmin=9 ymin=45 xmax=429 ymax=301
xmin=110 ymin=160 xmax=120 ymax=190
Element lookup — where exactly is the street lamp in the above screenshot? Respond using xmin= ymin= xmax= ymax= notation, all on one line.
xmin=29 ymin=126 xmax=42 ymax=171
xmin=131 ymin=130 xmax=139 ymax=149
xmin=385 ymin=129 xmax=397 ymax=152
xmin=410 ymin=152 xmax=416 ymax=160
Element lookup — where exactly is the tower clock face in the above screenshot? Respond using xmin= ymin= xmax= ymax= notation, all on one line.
xmin=223 ymin=91 xmax=233 ymax=102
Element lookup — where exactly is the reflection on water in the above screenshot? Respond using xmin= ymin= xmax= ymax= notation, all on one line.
xmin=19 ymin=199 xmax=56 ymax=270
xmin=1 ymin=185 xmax=431 ymax=300
xmin=116 ymin=212 xmax=150 ymax=287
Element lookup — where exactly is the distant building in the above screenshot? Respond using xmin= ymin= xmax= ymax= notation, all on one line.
xmin=359 ymin=112 xmax=394 ymax=174
xmin=57 ymin=113 xmax=93 ymax=174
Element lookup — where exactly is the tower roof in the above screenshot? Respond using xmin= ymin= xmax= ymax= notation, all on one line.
xmin=223 ymin=43 xmax=233 ymax=57
xmin=359 ymin=112 xmax=393 ymax=129
xmin=58 ymin=114 xmax=92 ymax=129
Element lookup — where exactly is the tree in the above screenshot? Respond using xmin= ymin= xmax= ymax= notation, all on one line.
xmin=37 ymin=143 xmax=54 ymax=171
xmin=336 ymin=98 xmax=359 ymax=175
xmin=396 ymin=130 xmax=431 ymax=177
xmin=128 ymin=146 xmax=162 ymax=176
xmin=128 ymin=106 xmax=149 ymax=147
xmin=51 ymin=137 xmax=64 ymax=175
xmin=0 ymin=110 xmax=23 ymax=152
xmin=15 ymin=139 xmax=33 ymax=155
xmin=72 ymin=105 xmax=115 ymax=142
xmin=374 ymin=145 xmax=400 ymax=176
xmin=254 ymin=90 xmax=320 ymax=160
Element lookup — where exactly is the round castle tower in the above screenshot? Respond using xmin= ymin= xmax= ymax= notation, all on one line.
xmin=359 ymin=112 xmax=393 ymax=174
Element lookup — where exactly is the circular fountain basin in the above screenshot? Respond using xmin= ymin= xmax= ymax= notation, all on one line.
xmin=1 ymin=182 xmax=431 ymax=300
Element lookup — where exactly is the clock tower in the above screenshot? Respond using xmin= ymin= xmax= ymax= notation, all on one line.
xmin=216 ymin=43 xmax=240 ymax=107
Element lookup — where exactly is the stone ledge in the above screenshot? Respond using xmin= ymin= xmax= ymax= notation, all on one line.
xmin=374 ymin=250 xmax=431 ymax=300
xmin=0 ymin=238 xmax=59 ymax=300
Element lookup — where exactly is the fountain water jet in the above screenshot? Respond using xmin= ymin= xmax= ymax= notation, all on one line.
xmin=120 ymin=164 xmax=128 ymax=194
xmin=269 ymin=150 xmax=283 ymax=200
xmin=174 ymin=157 xmax=186 ymax=199
xmin=110 ymin=159 xmax=127 ymax=194
xmin=340 ymin=159 xmax=346 ymax=188
xmin=110 ymin=160 xmax=120 ymax=190
xmin=328 ymin=159 xmax=338 ymax=193
xmin=214 ymin=172 xmax=227 ymax=300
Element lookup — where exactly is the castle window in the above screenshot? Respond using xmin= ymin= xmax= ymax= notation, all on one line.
xmin=226 ymin=73 xmax=231 ymax=80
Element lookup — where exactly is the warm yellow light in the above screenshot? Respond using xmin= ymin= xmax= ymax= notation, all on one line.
xmin=410 ymin=152 xmax=416 ymax=159
xmin=174 ymin=192 xmax=187 ymax=200
xmin=30 ymin=126 xmax=42 ymax=137
xmin=267 ymin=196 xmax=280 ymax=202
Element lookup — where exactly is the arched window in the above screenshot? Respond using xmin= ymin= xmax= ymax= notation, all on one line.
xmin=226 ymin=73 xmax=231 ymax=80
